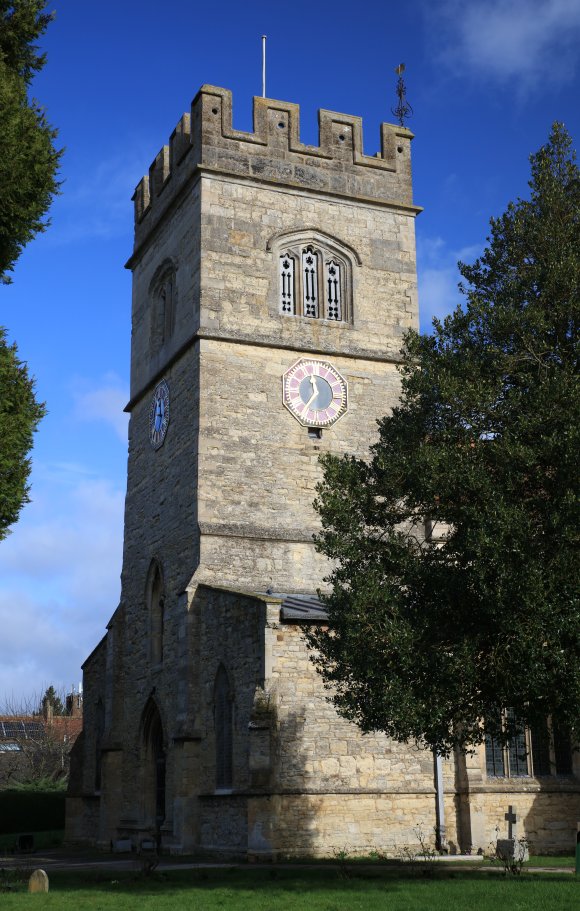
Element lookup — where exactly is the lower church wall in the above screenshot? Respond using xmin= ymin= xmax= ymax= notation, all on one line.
xmin=469 ymin=789 xmax=580 ymax=855
xmin=247 ymin=793 xmax=439 ymax=858
xmin=199 ymin=795 xmax=248 ymax=854
xmin=65 ymin=795 xmax=100 ymax=846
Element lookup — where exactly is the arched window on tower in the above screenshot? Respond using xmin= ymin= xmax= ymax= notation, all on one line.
xmin=273 ymin=231 xmax=356 ymax=323
xmin=214 ymin=664 xmax=233 ymax=791
xmin=146 ymin=560 xmax=165 ymax=666
xmin=150 ymin=261 xmax=177 ymax=353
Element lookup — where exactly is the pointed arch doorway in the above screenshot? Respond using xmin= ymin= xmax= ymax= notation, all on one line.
xmin=141 ymin=699 xmax=166 ymax=837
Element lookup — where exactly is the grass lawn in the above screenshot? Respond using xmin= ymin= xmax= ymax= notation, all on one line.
xmin=0 ymin=867 xmax=578 ymax=910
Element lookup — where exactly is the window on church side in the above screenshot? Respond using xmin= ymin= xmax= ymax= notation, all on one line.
xmin=277 ymin=237 xmax=352 ymax=322
xmin=485 ymin=712 xmax=574 ymax=779
xmin=214 ymin=664 xmax=233 ymax=791
xmin=147 ymin=561 xmax=165 ymax=666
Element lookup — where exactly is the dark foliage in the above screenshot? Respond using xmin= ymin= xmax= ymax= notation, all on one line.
xmin=0 ymin=327 xmax=45 ymax=541
xmin=308 ymin=124 xmax=580 ymax=754
xmin=0 ymin=1 xmax=61 ymax=283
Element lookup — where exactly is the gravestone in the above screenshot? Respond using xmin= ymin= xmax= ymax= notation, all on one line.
xmin=505 ymin=805 xmax=517 ymax=839
xmin=112 ymin=838 xmax=133 ymax=853
xmin=496 ymin=805 xmax=529 ymax=864
xmin=28 ymin=869 xmax=49 ymax=893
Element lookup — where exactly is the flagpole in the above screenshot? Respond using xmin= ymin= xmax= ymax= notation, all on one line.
xmin=262 ymin=35 xmax=267 ymax=98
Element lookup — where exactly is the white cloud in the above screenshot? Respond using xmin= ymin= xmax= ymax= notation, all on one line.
xmin=429 ymin=0 xmax=580 ymax=90
xmin=416 ymin=234 xmax=479 ymax=329
xmin=0 ymin=473 xmax=124 ymax=706
xmin=72 ymin=373 xmax=129 ymax=442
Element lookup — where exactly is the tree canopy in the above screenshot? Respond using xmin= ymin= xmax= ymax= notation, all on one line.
xmin=0 ymin=327 xmax=45 ymax=541
xmin=40 ymin=685 xmax=65 ymax=717
xmin=0 ymin=1 xmax=61 ymax=284
xmin=308 ymin=124 xmax=580 ymax=755
xmin=0 ymin=3 xmax=55 ymax=537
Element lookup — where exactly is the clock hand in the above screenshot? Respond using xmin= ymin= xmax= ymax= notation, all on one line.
xmin=304 ymin=376 xmax=319 ymax=412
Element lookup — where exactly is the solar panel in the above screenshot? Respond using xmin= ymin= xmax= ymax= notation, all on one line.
xmin=2 ymin=722 xmax=25 ymax=737
xmin=0 ymin=720 xmax=46 ymax=739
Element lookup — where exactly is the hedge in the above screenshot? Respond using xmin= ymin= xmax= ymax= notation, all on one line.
xmin=0 ymin=789 xmax=65 ymax=834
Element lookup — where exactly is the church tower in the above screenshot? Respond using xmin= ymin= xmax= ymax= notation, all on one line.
xmin=124 ymin=84 xmax=419 ymax=599
xmin=66 ymin=85 xmax=580 ymax=859
xmin=68 ymin=86 xmax=442 ymax=855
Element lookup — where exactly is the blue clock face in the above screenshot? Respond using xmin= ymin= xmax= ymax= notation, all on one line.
xmin=149 ymin=381 xmax=170 ymax=449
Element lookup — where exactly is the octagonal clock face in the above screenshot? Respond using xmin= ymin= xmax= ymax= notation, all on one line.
xmin=283 ymin=358 xmax=348 ymax=428
xmin=149 ymin=380 xmax=170 ymax=450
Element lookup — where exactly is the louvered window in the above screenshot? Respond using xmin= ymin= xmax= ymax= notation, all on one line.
xmin=324 ymin=259 xmax=342 ymax=320
xmin=301 ymin=247 xmax=319 ymax=318
xmin=215 ymin=665 xmax=233 ymax=790
xmin=276 ymin=237 xmax=353 ymax=322
xmin=279 ymin=254 xmax=295 ymax=314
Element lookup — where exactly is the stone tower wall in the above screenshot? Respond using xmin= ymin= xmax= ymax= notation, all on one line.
xmin=125 ymin=86 xmax=419 ymax=594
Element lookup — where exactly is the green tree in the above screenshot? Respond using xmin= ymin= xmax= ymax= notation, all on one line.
xmin=0 ymin=327 xmax=45 ymax=541
xmin=0 ymin=1 xmax=61 ymax=283
xmin=40 ymin=685 xmax=65 ymax=717
xmin=0 ymin=4 xmax=57 ymax=537
xmin=308 ymin=124 xmax=579 ymax=755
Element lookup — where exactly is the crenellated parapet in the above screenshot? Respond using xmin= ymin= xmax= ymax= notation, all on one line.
xmin=131 ymin=85 xmax=416 ymax=250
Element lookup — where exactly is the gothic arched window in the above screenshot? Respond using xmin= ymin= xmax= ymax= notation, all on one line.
xmin=141 ymin=698 xmax=166 ymax=830
xmin=273 ymin=231 xmax=357 ymax=323
xmin=146 ymin=560 xmax=165 ymax=666
xmin=214 ymin=664 xmax=233 ymax=791
xmin=150 ymin=260 xmax=177 ymax=353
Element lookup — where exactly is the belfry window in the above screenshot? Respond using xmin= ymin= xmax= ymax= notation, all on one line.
xmin=301 ymin=246 xmax=320 ymax=318
xmin=276 ymin=235 xmax=353 ymax=322
xmin=324 ymin=259 xmax=343 ymax=321
xmin=280 ymin=254 xmax=295 ymax=314
xmin=150 ymin=261 xmax=177 ymax=353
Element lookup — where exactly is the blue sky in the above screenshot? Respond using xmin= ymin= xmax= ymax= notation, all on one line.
xmin=1 ymin=0 xmax=580 ymax=704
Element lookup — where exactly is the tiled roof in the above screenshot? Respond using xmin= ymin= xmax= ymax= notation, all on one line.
xmin=0 ymin=715 xmax=83 ymax=743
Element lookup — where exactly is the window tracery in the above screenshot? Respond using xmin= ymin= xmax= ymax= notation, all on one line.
xmin=274 ymin=233 xmax=355 ymax=322
xmin=485 ymin=711 xmax=574 ymax=778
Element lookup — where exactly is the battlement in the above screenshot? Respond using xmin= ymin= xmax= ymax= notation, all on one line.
xmin=131 ymin=85 xmax=416 ymax=252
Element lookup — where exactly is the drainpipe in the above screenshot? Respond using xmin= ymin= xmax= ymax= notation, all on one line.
xmin=434 ymin=751 xmax=447 ymax=851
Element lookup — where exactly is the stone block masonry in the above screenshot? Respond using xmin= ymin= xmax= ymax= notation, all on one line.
xmin=66 ymin=83 xmax=580 ymax=860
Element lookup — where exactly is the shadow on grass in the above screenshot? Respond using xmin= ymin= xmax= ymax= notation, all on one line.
xmin=27 ymin=866 xmax=576 ymax=896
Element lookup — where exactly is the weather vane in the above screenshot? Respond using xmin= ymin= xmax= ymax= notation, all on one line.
xmin=392 ymin=63 xmax=413 ymax=128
